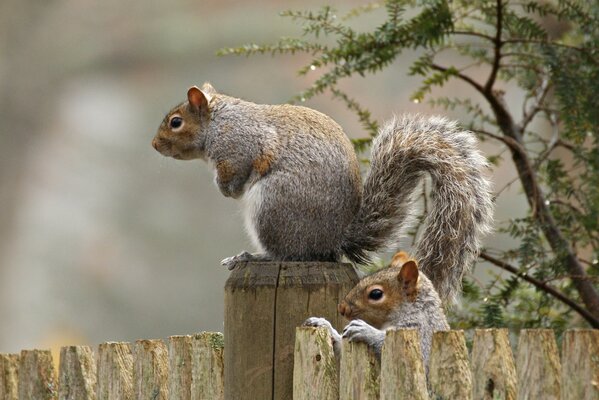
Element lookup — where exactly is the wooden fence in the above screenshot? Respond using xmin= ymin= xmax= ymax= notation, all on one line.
xmin=1 ymin=328 xmax=597 ymax=399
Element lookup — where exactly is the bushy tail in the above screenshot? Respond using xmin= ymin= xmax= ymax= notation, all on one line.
xmin=341 ymin=115 xmax=494 ymax=302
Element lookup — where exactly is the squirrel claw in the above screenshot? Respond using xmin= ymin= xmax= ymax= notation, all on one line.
xmin=221 ymin=251 xmax=273 ymax=270
xmin=303 ymin=317 xmax=342 ymax=357
xmin=221 ymin=251 xmax=252 ymax=270
xmin=342 ymin=319 xmax=385 ymax=348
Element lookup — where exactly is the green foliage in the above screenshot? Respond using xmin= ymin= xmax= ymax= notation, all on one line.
xmin=221 ymin=0 xmax=599 ymax=332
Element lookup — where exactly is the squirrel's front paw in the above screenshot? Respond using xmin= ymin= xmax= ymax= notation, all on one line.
xmin=303 ymin=317 xmax=342 ymax=357
xmin=303 ymin=317 xmax=341 ymax=340
xmin=342 ymin=319 xmax=385 ymax=349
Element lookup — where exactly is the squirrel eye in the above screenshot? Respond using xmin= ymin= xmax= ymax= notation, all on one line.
xmin=368 ymin=289 xmax=384 ymax=301
xmin=170 ymin=116 xmax=183 ymax=129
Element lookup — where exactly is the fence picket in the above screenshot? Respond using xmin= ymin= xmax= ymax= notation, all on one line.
xmin=0 ymin=354 xmax=20 ymax=400
xmin=134 ymin=339 xmax=168 ymax=400
xmin=293 ymin=326 xmax=338 ymax=400
xmin=340 ymin=339 xmax=380 ymax=400
xmin=97 ymin=342 xmax=133 ymax=400
xmin=2 ymin=327 xmax=598 ymax=399
xmin=191 ymin=332 xmax=225 ymax=400
xmin=429 ymin=330 xmax=472 ymax=399
xmin=561 ymin=329 xmax=599 ymax=400
xmin=471 ymin=328 xmax=517 ymax=400
xmin=380 ymin=329 xmax=428 ymax=400
xmin=168 ymin=335 xmax=193 ymax=400
xmin=58 ymin=346 xmax=96 ymax=400
xmin=516 ymin=329 xmax=560 ymax=400
xmin=18 ymin=349 xmax=57 ymax=400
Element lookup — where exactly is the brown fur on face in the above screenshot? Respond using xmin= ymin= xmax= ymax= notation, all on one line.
xmin=151 ymin=84 xmax=212 ymax=160
xmin=338 ymin=251 xmax=421 ymax=329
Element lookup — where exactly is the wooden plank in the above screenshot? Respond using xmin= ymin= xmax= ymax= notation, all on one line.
xmin=429 ymin=330 xmax=472 ymax=400
xmin=223 ymin=261 xmax=280 ymax=400
xmin=339 ymin=339 xmax=380 ymax=400
xmin=134 ymin=339 xmax=168 ymax=400
xmin=58 ymin=346 xmax=96 ymax=400
xmin=293 ymin=326 xmax=338 ymax=400
xmin=96 ymin=342 xmax=133 ymax=400
xmin=169 ymin=335 xmax=192 ymax=400
xmin=380 ymin=329 xmax=428 ymax=400
xmin=0 ymin=354 xmax=20 ymax=400
xmin=18 ymin=349 xmax=57 ymax=400
xmin=273 ymin=262 xmax=359 ymax=400
xmin=516 ymin=329 xmax=560 ymax=400
xmin=191 ymin=332 xmax=224 ymax=400
xmin=471 ymin=329 xmax=517 ymax=400
xmin=561 ymin=329 xmax=599 ymax=400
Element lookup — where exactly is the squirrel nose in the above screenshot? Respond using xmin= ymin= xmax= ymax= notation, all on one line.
xmin=338 ymin=300 xmax=350 ymax=318
xmin=151 ymin=138 xmax=159 ymax=150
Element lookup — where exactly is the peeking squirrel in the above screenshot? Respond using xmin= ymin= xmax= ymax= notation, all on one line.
xmin=304 ymin=251 xmax=449 ymax=369
xmin=152 ymin=83 xmax=493 ymax=302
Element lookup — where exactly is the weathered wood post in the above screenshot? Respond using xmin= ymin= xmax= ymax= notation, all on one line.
xmin=224 ymin=261 xmax=359 ymax=400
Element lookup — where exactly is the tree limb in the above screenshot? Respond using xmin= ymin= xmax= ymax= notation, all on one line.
xmin=480 ymin=252 xmax=599 ymax=328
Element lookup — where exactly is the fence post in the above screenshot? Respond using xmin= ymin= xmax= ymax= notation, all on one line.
xmin=224 ymin=261 xmax=359 ymax=400
xmin=561 ymin=329 xmax=599 ymax=400
xmin=134 ymin=339 xmax=168 ymax=400
xmin=18 ymin=349 xmax=57 ymax=400
xmin=516 ymin=329 xmax=560 ymax=400
xmin=96 ymin=342 xmax=133 ymax=400
xmin=471 ymin=329 xmax=517 ymax=400
xmin=293 ymin=326 xmax=338 ymax=400
xmin=429 ymin=330 xmax=472 ymax=399
xmin=58 ymin=346 xmax=96 ymax=400
xmin=191 ymin=332 xmax=224 ymax=400
xmin=380 ymin=329 xmax=428 ymax=400
xmin=0 ymin=354 xmax=20 ymax=400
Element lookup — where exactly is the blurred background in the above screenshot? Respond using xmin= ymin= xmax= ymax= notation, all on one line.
xmin=0 ymin=0 xmax=523 ymax=355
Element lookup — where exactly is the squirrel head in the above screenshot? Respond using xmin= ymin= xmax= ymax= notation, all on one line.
xmin=338 ymin=251 xmax=421 ymax=329
xmin=152 ymin=83 xmax=216 ymax=160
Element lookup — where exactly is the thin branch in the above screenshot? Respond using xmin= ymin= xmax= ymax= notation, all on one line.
xmin=451 ymin=30 xmax=496 ymax=41
xmin=431 ymin=63 xmax=486 ymax=94
xmin=480 ymin=252 xmax=599 ymax=328
xmin=484 ymin=0 xmax=504 ymax=93
xmin=494 ymin=175 xmax=521 ymax=198
xmin=471 ymin=128 xmax=525 ymax=153
xmin=520 ymin=76 xmax=552 ymax=131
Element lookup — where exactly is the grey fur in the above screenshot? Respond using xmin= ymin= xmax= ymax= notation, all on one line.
xmin=206 ymin=93 xmax=362 ymax=262
xmin=342 ymin=115 xmax=494 ymax=302
xmin=154 ymin=87 xmax=494 ymax=301
xmin=304 ymin=273 xmax=448 ymax=370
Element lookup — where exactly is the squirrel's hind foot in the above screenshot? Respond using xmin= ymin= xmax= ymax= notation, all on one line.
xmin=221 ymin=251 xmax=272 ymax=270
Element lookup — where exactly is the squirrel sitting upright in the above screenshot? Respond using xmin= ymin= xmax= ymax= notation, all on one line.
xmin=152 ymin=83 xmax=494 ymax=303
xmin=305 ymin=251 xmax=449 ymax=369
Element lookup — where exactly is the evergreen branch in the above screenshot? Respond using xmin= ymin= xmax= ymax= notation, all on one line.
xmin=480 ymin=252 xmax=599 ymax=328
xmin=330 ymin=88 xmax=379 ymax=137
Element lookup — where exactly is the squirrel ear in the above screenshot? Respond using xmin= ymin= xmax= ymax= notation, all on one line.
xmin=187 ymin=86 xmax=211 ymax=111
xmin=398 ymin=260 xmax=419 ymax=296
xmin=390 ymin=251 xmax=410 ymax=268
xmin=201 ymin=82 xmax=217 ymax=96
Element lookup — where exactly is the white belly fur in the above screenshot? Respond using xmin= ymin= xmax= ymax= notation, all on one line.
xmin=241 ymin=181 xmax=263 ymax=252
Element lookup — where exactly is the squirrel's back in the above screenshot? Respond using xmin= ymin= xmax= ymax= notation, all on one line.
xmin=207 ymin=94 xmax=363 ymax=260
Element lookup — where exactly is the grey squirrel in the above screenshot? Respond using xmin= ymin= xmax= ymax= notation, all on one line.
xmin=152 ymin=83 xmax=494 ymax=303
xmin=304 ymin=251 xmax=450 ymax=369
